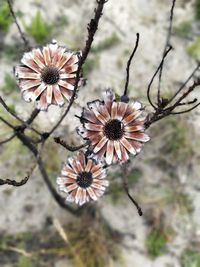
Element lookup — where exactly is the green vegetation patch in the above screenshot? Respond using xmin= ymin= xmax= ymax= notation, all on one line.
xmin=109 ymin=168 xmax=142 ymax=203
xmin=145 ymin=228 xmax=168 ymax=258
xmin=194 ymin=0 xmax=200 ymax=20
xmin=187 ymin=37 xmax=200 ymax=60
xmin=83 ymin=55 xmax=100 ymax=76
xmin=25 ymin=11 xmax=53 ymax=44
xmin=0 ymin=2 xmax=12 ymax=33
xmin=1 ymin=73 xmax=18 ymax=95
xmin=182 ymin=251 xmax=200 ymax=267
xmin=91 ymin=33 xmax=121 ymax=53
xmin=174 ymin=20 xmax=192 ymax=38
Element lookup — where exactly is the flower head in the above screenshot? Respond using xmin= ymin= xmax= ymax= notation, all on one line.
xmin=57 ymin=151 xmax=108 ymax=205
xmin=77 ymin=90 xmax=150 ymax=165
xmin=15 ymin=40 xmax=81 ymax=110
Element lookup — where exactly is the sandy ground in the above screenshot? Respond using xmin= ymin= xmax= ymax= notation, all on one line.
xmin=0 ymin=0 xmax=200 ymax=266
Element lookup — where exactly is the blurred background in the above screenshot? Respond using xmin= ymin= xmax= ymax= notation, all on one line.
xmin=0 ymin=0 xmax=200 ymax=266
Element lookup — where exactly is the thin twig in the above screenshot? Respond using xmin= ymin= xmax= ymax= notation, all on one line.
xmin=0 ymin=97 xmax=41 ymax=135
xmin=48 ymin=0 xmax=108 ymax=136
xmin=0 ymin=164 xmax=36 ymax=186
xmin=123 ymin=33 xmax=140 ymax=97
xmin=147 ymin=46 xmax=172 ymax=109
xmin=177 ymin=98 xmax=197 ymax=106
xmin=0 ymin=133 xmax=16 ymax=146
xmin=122 ymin=164 xmax=143 ymax=216
xmin=167 ymin=61 xmax=200 ymax=105
xmin=157 ymin=0 xmax=176 ymax=105
xmin=145 ymin=80 xmax=200 ymax=128
xmin=171 ymin=102 xmax=200 ymax=114
xmin=6 ymin=0 xmax=30 ymax=49
xmin=0 ymin=96 xmax=24 ymax=122
xmin=0 ymin=116 xmax=15 ymax=129
xmin=169 ymin=79 xmax=200 ymax=110
xmin=54 ymin=137 xmax=89 ymax=152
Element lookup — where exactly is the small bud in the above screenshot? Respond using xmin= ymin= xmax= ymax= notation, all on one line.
xmin=121 ymin=95 xmax=129 ymax=103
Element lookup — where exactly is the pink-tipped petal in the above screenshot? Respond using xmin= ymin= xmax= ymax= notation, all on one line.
xmin=117 ymin=102 xmax=128 ymax=120
xmin=111 ymin=102 xmax=118 ymax=119
xmin=32 ymin=83 xmax=47 ymax=101
xmin=92 ymin=108 xmax=107 ymax=124
xmin=53 ymin=84 xmax=64 ymax=106
xmin=130 ymin=132 xmax=150 ymax=142
xmin=42 ymin=46 xmax=51 ymax=65
xmin=94 ymin=136 xmax=108 ymax=153
xmin=87 ymin=187 xmax=97 ymax=201
xmin=121 ymin=145 xmax=129 ymax=162
xmin=84 ymin=123 xmax=103 ymax=132
xmin=75 ymin=187 xmax=82 ymax=204
xmin=85 ymin=159 xmax=93 ymax=172
xmin=106 ymin=140 xmax=114 ymax=165
xmin=114 ymin=140 xmax=122 ymax=160
xmin=125 ymin=124 xmax=145 ymax=132
xmin=46 ymin=85 xmax=53 ymax=104
xmin=66 ymin=183 xmax=78 ymax=192
xmin=120 ymin=137 xmax=136 ymax=155
xmin=58 ymin=80 xmax=74 ymax=90
xmin=20 ymin=79 xmax=41 ymax=91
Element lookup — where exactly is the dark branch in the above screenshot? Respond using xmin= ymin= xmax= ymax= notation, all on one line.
xmin=147 ymin=46 xmax=172 ymax=109
xmin=167 ymin=61 xmax=200 ymax=105
xmin=0 ymin=177 xmax=28 ymax=186
xmin=0 ymin=164 xmax=36 ymax=187
xmin=6 ymin=0 xmax=30 ymax=50
xmin=0 ymin=115 xmax=15 ymax=129
xmin=54 ymin=137 xmax=89 ymax=152
xmin=177 ymin=98 xmax=197 ymax=106
xmin=0 ymin=97 xmax=41 ymax=135
xmin=26 ymin=108 xmax=40 ymax=125
xmin=123 ymin=33 xmax=140 ymax=98
xmin=48 ymin=0 xmax=108 ymax=136
xmin=0 ymin=96 xmax=23 ymax=122
xmin=0 ymin=134 xmax=16 ymax=146
xmin=145 ymin=79 xmax=200 ymax=128
xmin=157 ymin=0 xmax=176 ymax=105
xmin=122 ymin=164 xmax=143 ymax=216
xmin=171 ymin=102 xmax=200 ymax=115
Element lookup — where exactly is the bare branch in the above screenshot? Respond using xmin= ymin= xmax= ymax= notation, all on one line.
xmin=122 ymin=33 xmax=140 ymax=98
xmin=167 ymin=61 xmax=200 ymax=105
xmin=147 ymin=46 xmax=172 ymax=109
xmin=145 ymin=80 xmax=200 ymax=128
xmin=0 ymin=164 xmax=36 ymax=187
xmin=0 ymin=133 xmax=16 ymax=146
xmin=6 ymin=0 xmax=30 ymax=50
xmin=0 ymin=96 xmax=24 ymax=122
xmin=0 ymin=115 xmax=15 ymax=129
xmin=0 ymin=177 xmax=28 ymax=186
xmin=0 ymin=97 xmax=41 ymax=135
xmin=169 ymin=79 xmax=200 ymax=110
xmin=122 ymin=164 xmax=143 ymax=216
xmin=177 ymin=98 xmax=197 ymax=106
xmin=48 ymin=0 xmax=108 ymax=136
xmin=54 ymin=137 xmax=89 ymax=152
xmin=157 ymin=0 xmax=176 ymax=105
xmin=171 ymin=102 xmax=200 ymax=115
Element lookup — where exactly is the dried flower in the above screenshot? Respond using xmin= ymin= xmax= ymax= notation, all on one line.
xmin=15 ymin=40 xmax=81 ymax=110
xmin=57 ymin=151 xmax=108 ymax=205
xmin=77 ymin=89 xmax=150 ymax=165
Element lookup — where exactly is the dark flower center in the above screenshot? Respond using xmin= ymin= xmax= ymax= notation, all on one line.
xmin=104 ymin=119 xmax=124 ymax=140
xmin=41 ymin=66 xmax=60 ymax=85
xmin=76 ymin=171 xmax=93 ymax=188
